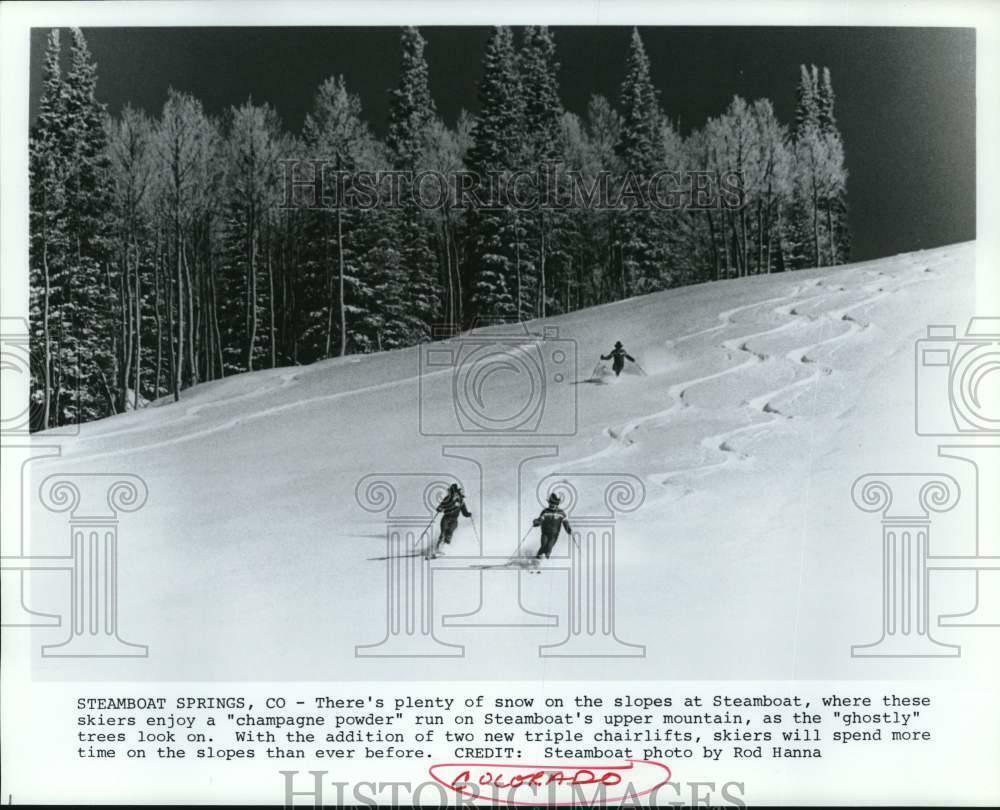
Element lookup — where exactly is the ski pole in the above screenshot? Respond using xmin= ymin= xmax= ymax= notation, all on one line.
xmin=469 ymin=515 xmax=483 ymax=548
xmin=416 ymin=513 xmax=438 ymax=553
xmin=513 ymin=525 xmax=535 ymax=557
xmin=633 ymin=361 xmax=649 ymax=376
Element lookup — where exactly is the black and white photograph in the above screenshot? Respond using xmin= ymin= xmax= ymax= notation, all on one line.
xmin=2 ymin=1 xmax=998 ymax=805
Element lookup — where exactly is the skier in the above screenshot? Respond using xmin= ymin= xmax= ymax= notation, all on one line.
xmin=601 ymin=341 xmax=636 ymax=377
xmin=433 ymin=483 xmax=472 ymax=557
xmin=533 ymin=493 xmax=573 ymax=560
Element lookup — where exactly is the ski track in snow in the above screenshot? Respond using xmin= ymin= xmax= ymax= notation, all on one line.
xmin=550 ymin=261 xmax=936 ymax=494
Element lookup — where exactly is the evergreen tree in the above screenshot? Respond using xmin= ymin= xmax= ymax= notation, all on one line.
xmin=465 ymin=26 xmax=524 ymax=323
xmin=61 ymin=28 xmax=116 ymax=420
xmin=817 ymin=66 xmax=850 ymax=264
xmin=793 ymin=63 xmax=820 ymax=138
xmin=615 ymin=28 xmax=667 ymax=294
xmin=788 ymin=64 xmax=849 ymax=269
xmin=387 ymin=27 xmax=437 ymax=168
xmin=520 ymin=27 xmax=563 ymax=162
xmin=617 ymin=29 xmax=662 ymax=169
xmin=519 ymin=26 xmax=569 ymax=317
xmin=817 ymin=66 xmax=836 ymax=134
xmin=385 ymin=26 xmax=441 ymax=343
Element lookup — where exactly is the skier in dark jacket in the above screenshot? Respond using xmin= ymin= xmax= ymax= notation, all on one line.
xmin=601 ymin=341 xmax=636 ymax=377
xmin=434 ymin=484 xmax=471 ymax=555
xmin=533 ymin=493 xmax=573 ymax=559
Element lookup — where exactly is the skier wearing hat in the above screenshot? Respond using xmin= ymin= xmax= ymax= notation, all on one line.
xmin=533 ymin=493 xmax=573 ymax=560
xmin=433 ymin=483 xmax=472 ymax=556
xmin=601 ymin=341 xmax=636 ymax=377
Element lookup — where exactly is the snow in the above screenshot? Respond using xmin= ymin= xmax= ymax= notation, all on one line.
xmin=26 ymin=241 xmax=996 ymax=681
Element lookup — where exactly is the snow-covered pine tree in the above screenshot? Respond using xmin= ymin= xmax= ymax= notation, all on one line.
xmin=387 ymin=27 xmax=436 ymax=170
xmin=817 ymin=66 xmax=836 ymax=133
xmin=817 ymin=66 xmax=850 ymax=265
xmin=787 ymin=64 xmax=848 ymax=270
xmin=386 ymin=26 xmax=441 ymax=344
xmin=519 ymin=26 xmax=572 ymax=318
xmin=615 ymin=28 xmax=667 ymax=295
xmin=793 ymin=64 xmax=820 ymax=139
xmin=786 ymin=64 xmax=819 ymax=269
xmin=581 ymin=95 xmax=622 ymax=303
xmin=466 ymin=26 xmax=523 ymax=324
xmin=61 ymin=28 xmax=116 ymax=421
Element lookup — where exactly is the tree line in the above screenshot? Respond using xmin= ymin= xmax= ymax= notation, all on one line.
xmin=29 ymin=26 xmax=849 ymax=429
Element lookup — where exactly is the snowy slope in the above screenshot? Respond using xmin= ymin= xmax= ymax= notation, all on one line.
xmin=25 ymin=241 xmax=996 ymax=681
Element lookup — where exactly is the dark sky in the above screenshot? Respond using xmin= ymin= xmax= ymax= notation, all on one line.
xmin=30 ymin=26 xmax=975 ymax=262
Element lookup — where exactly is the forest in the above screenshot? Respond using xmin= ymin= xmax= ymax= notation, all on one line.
xmin=28 ymin=26 xmax=849 ymax=429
